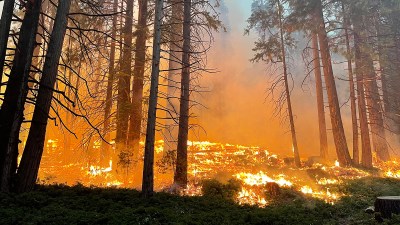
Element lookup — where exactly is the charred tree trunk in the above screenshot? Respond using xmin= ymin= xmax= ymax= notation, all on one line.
xmin=353 ymin=16 xmax=373 ymax=168
xmin=343 ymin=3 xmax=359 ymax=165
xmin=16 ymin=0 xmax=71 ymax=193
xmin=311 ymin=32 xmax=328 ymax=160
xmin=142 ymin=0 xmax=163 ymax=197
xmin=116 ymin=0 xmax=133 ymax=149
xmin=174 ymin=0 xmax=192 ymax=187
xmin=164 ymin=0 xmax=183 ymax=156
xmin=102 ymin=0 xmax=118 ymax=165
xmin=315 ymin=0 xmax=352 ymax=166
xmin=0 ymin=0 xmax=42 ymax=191
xmin=128 ymin=0 xmax=148 ymax=155
xmin=0 ymin=0 xmax=15 ymax=87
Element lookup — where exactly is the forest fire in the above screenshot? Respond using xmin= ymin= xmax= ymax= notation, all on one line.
xmin=36 ymin=140 xmax=400 ymax=207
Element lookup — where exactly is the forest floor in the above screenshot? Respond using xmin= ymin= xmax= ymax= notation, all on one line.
xmin=1 ymin=177 xmax=400 ymax=225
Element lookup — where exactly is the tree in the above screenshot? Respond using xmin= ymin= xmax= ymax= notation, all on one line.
xmin=350 ymin=1 xmax=390 ymax=164
xmin=142 ymin=0 xmax=164 ymax=197
xmin=246 ymin=0 xmax=301 ymax=167
xmin=16 ymin=0 xmax=72 ymax=193
xmin=352 ymin=8 xmax=373 ymax=168
xmin=174 ymin=0 xmax=192 ymax=187
xmin=128 ymin=0 xmax=149 ymax=156
xmin=0 ymin=0 xmax=43 ymax=191
xmin=342 ymin=2 xmax=359 ymax=164
xmin=314 ymin=0 xmax=352 ymax=166
xmin=0 ymin=0 xmax=15 ymax=86
xmin=163 ymin=0 xmax=184 ymax=164
xmin=116 ymin=0 xmax=134 ymax=151
xmin=102 ymin=0 xmax=118 ymax=165
xmin=311 ymin=32 xmax=328 ymax=160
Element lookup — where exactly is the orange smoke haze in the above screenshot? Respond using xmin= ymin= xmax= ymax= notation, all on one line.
xmin=189 ymin=1 xmax=394 ymax=159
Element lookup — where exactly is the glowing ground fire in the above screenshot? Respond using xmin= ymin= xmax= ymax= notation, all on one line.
xmin=38 ymin=139 xmax=400 ymax=207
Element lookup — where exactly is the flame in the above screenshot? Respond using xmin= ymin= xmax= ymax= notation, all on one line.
xmin=37 ymin=139 xmax=400 ymax=207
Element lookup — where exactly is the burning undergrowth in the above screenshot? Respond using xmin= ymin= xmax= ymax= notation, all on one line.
xmin=38 ymin=140 xmax=400 ymax=207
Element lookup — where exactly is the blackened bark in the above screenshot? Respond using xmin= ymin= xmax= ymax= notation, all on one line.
xmin=16 ymin=0 xmax=71 ymax=193
xmin=175 ymin=0 xmax=192 ymax=186
xmin=0 ymin=0 xmax=42 ymax=191
xmin=0 ymin=0 xmax=15 ymax=86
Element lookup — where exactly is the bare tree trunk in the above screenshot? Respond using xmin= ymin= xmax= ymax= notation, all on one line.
xmin=128 ymin=0 xmax=148 ymax=156
xmin=142 ymin=0 xmax=163 ymax=197
xmin=102 ymin=0 xmax=118 ymax=166
xmin=276 ymin=2 xmax=300 ymax=167
xmin=311 ymin=32 xmax=328 ymax=160
xmin=315 ymin=0 xmax=352 ymax=166
xmin=0 ymin=0 xmax=15 ymax=87
xmin=116 ymin=0 xmax=133 ymax=149
xmin=0 ymin=0 xmax=42 ymax=191
xmin=174 ymin=0 xmax=191 ymax=187
xmin=16 ymin=0 xmax=71 ymax=193
xmin=353 ymin=18 xmax=373 ymax=168
xmin=164 ymin=0 xmax=183 ymax=157
xmin=343 ymin=2 xmax=359 ymax=165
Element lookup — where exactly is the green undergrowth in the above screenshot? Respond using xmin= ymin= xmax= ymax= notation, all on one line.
xmin=1 ymin=178 xmax=400 ymax=225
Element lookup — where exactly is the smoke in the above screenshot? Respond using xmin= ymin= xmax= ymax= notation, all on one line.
xmin=191 ymin=0 xmax=360 ymax=159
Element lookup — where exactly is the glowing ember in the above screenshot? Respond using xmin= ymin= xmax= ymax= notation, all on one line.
xmin=37 ymin=140 xmax=400 ymax=207
xmin=235 ymin=172 xmax=292 ymax=187
xmin=335 ymin=160 xmax=340 ymax=167
xmin=237 ymin=187 xmax=268 ymax=206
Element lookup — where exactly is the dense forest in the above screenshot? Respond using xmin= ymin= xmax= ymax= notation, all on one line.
xmin=1 ymin=0 xmax=400 ymax=224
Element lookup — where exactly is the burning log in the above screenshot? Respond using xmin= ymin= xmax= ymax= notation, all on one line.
xmin=266 ymin=182 xmax=280 ymax=198
xmin=374 ymin=196 xmax=400 ymax=218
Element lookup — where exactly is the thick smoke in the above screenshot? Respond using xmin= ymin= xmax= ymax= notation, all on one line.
xmin=190 ymin=0 xmax=377 ymax=159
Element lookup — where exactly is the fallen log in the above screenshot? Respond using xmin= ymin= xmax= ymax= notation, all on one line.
xmin=374 ymin=196 xmax=400 ymax=218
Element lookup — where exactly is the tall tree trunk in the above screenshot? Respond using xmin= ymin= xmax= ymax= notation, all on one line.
xmin=276 ymin=2 xmax=300 ymax=167
xmin=164 ymin=0 xmax=183 ymax=156
xmin=315 ymin=0 xmax=352 ymax=166
xmin=312 ymin=32 xmax=328 ymax=160
xmin=128 ymin=0 xmax=148 ymax=156
xmin=363 ymin=55 xmax=390 ymax=162
xmin=342 ymin=2 xmax=359 ymax=165
xmin=355 ymin=10 xmax=390 ymax=162
xmin=116 ymin=0 xmax=133 ymax=149
xmin=174 ymin=0 xmax=192 ymax=187
xmin=102 ymin=0 xmax=118 ymax=166
xmin=142 ymin=0 xmax=163 ymax=197
xmin=0 ymin=0 xmax=15 ymax=87
xmin=0 ymin=0 xmax=42 ymax=191
xmin=353 ymin=15 xmax=373 ymax=168
xmin=16 ymin=0 xmax=71 ymax=193
xmin=380 ymin=1 xmax=400 ymax=143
